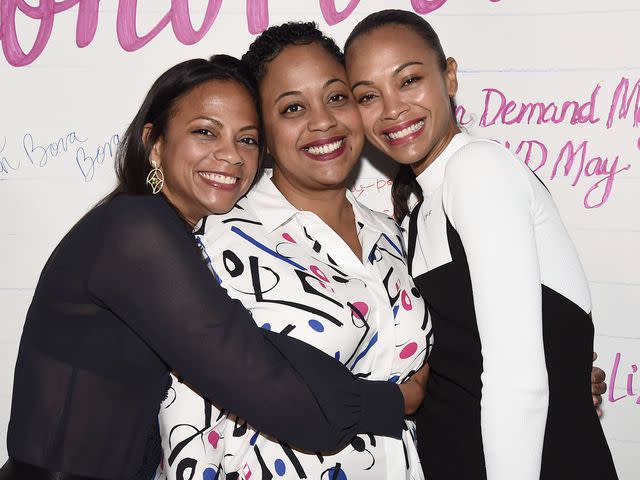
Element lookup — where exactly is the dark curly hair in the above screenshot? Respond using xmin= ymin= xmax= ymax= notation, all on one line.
xmin=242 ymin=21 xmax=343 ymax=84
xmin=345 ymin=9 xmax=455 ymax=223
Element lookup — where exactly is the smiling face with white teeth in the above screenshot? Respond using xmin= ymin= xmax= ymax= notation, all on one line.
xmin=259 ymin=42 xmax=364 ymax=196
xmin=346 ymin=24 xmax=459 ymax=175
xmin=147 ymin=79 xmax=260 ymax=224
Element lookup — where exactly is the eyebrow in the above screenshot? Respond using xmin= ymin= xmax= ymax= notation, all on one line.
xmin=324 ymin=78 xmax=347 ymax=89
xmin=350 ymin=79 xmax=372 ymax=91
xmin=274 ymin=90 xmax=301 ymax=104
xmin=350 ymin=61 xmax=425 ymax=91
xmin=394 ymin=61 xmax=424 ymax=75
xmin=195 ymin=117 xmax=258 ymax=132
xmin=274 ymin=78 xmax=347 ymax=104
xmin=195 ymin=116 xmax=223 ymax=128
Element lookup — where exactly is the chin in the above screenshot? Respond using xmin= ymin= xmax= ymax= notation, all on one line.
xmin=382 ymin=151 xmax=415 ymax=166
xmin=397 ymin=144 xmax=431 ymax=165
xmin=312 ymin=174 xmax=346 ymax=189
xmin=318 ymin=168 xmax=351 ymax=184
xmin=205 ymin=197 xmax=237 ymax=215
xmin=209 ymin=204 xmax=235 ymax=215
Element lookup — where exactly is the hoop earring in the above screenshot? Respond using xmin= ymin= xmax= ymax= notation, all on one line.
xmin=146 ymin=160 xmax=164 ymax=194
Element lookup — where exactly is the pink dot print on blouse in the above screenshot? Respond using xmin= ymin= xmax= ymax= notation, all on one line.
xmin=350 ymin=301 xmax=369 ymax=318
xmin=208 ymin=431 xmax=221 ymax=449
xmin=399 ymin=342 xmax=419 ymax=360
xmin=310 ymin=265 xmax=329 ymax=283
xmin=401 ymin=290 xmax=414 ymax=311
xmin=281 ymin=232 xmax=296 ymax=243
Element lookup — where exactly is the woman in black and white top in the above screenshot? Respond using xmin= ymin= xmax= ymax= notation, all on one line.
xmin=344 ymin=9 xmax=618 ymax=480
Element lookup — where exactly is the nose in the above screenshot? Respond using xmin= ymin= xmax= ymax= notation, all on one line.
xmin=381 ymin=90 xmax=409 ymax=121
xmin=214 ymin=142 xmax=244 ymax=166
xmin=307 ymin=104 xmax=338 ymax=132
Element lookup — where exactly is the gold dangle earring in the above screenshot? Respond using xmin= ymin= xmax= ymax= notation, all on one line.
xmin=146 ymin=160 xmax=164 ymax=194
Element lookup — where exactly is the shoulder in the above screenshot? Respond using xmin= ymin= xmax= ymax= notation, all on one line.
xmin=442 ymin=138 xmax=536 ymax=217
xmin=107 ymin=193 xmax=166 ymax=211
xmin=107 ymin=193 xmax=175 ymax=217
xmin=103 ymin=194 xmax=185 ymax=235
xmin=445 ymin=138 xmax=517 ymax=178
xmin=444 ymin=138 xmax=533 ymax=194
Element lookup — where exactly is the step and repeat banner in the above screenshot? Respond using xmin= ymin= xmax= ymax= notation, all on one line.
xmin=0 ymin=1 xmax=638 ymax=477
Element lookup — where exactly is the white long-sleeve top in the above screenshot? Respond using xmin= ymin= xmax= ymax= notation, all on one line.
xmin=409 ymin=132 xmax=593 ymax=480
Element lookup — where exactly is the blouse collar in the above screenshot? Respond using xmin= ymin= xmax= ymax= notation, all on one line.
xmin=247 ymin=171 xmax=398 ymax=237
xmin=247 ymin=171 xmax=300 ymax=232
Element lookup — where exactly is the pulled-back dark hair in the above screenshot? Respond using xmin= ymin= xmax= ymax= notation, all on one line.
xmin=242 ymin=21 xmax=343 ymax=84
xmin=345 ymin=9 xmax=455 ymax=223
xmin=109 ymin=55 xmax=264 ymax=199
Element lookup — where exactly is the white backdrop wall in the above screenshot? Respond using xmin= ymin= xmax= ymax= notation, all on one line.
xmin=0 ymin=1 xmax=638 ymax=477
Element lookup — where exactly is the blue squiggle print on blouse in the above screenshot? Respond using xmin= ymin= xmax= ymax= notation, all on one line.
xmin=350 ymin=332 xmax=379 ymax=371
xmin=231 ymin=226 xmax=307 ymax=271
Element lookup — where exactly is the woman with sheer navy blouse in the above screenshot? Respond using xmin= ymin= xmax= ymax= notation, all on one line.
xmin=0 ymin=55 xmax=423 ymax=480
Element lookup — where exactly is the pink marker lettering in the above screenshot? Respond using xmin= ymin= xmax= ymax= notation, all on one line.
xmin=515 ymin=140 xmax=547 ymax=172
xmin=76 ymin=0 xmax=100 ymax=48
xmin=170 ymin=0 xmax=222 ymax=45
xmin=609 ymin=352 xmax=626 ymax=403
xmin=410 ymin=0 xmax=448 ymax=14
xmin=117 ymin=0 xmax=223 ymax=51
xmin=455 ymin=104 xmax=473 ymax=126
xmin=572 ymin=84 xmax=601 ymax=125
xmin=581 ymin=155 xmax=630 ymax=208
xmin=246 ymin=0 xmax=269 ymax=34
xmin=319 ymin=0 xmax=361 ymax=26
xmin=480 ymin=86 xmax=600 ymax=127
xmin=116 ymin=0 xmax=172 ymax=52
xmin=376 ymin=178 xmax=391 ymax=191
xmin=1 ymin=0 xmax=77 ymax=67
xmin=551 ymin=140 xmax=587 ymax=184
xmin=606 ymin=77 xmax=640 ymax=128
xmin=479 ymin=88 xmax=506 ymax=127
xmin=1 ymin=0 xmax=510 ymax=67
xmin=551 ymin=140 xmax=630 ymax=208
xmin=627 ymin=364 xmax=637 ymax=396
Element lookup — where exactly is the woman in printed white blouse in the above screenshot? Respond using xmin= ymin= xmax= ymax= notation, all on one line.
xmin=156 ymin=23 xmax=431 ymax=480
xmin=344 ymin=9 xmax=618 ymax=480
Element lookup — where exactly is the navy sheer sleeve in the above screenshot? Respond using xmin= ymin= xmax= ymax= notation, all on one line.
xmin=7 ymin=195 xmax=402 ymax=479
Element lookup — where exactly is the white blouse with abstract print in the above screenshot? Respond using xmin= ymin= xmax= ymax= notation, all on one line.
xmin=156 ymin=173 xmax=432 ymax=480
